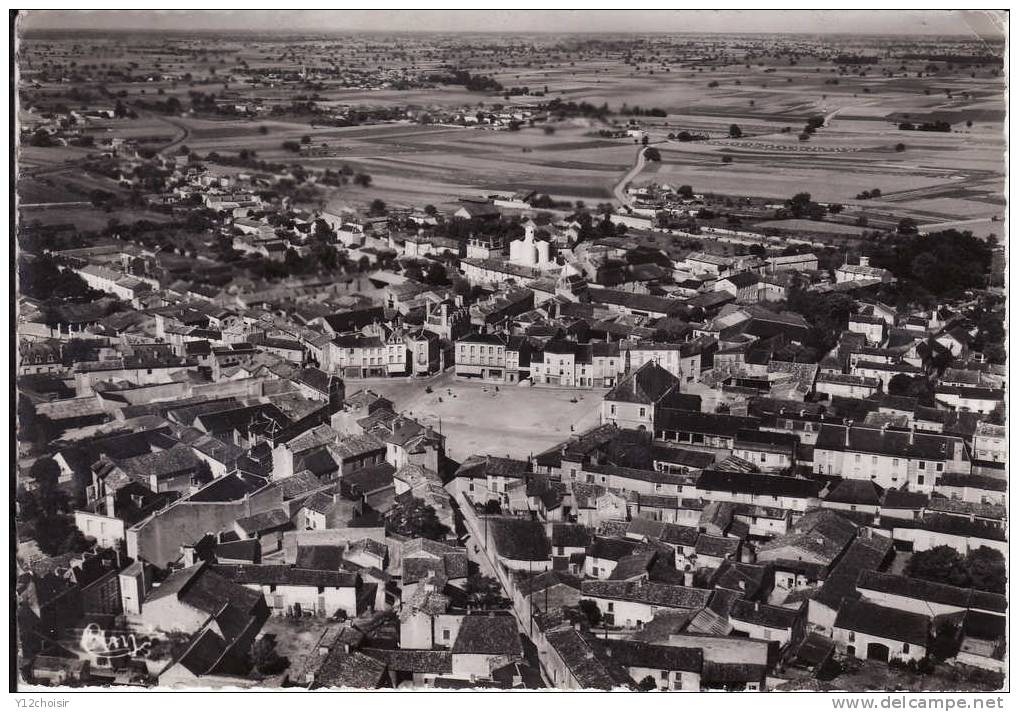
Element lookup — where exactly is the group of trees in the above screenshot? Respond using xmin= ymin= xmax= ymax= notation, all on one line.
xmin=868 ymin=229 xmax=993 ymax=299
xmin=906 ymin=545 xmax=1006 ymax=594
xmin=15 ymin=456 xmax=91 ymax=556
xmin=786 ymin=278 xmax=857 ymax=356
xmin=427 ymin=68 xmax=503 ymax=93
xmin=384 ymin=496 xmax=449 ymax=541
xmin=780 ymin=192 xmax=827 ymax=221
xmin=898 ymin=120 xmax=952 ymax=132
xmin=18 ymin=253 xmax=100 ymax=303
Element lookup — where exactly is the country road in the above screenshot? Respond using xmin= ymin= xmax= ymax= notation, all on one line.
xmin=155 ymin=116 xmax=191 ymax=155
xmin=612 ymin=146 xmax=647 ymax=208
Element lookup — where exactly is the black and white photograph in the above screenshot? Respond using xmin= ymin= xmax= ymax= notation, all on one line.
xmin=10 ymin=9 xmax=1008 ymax=696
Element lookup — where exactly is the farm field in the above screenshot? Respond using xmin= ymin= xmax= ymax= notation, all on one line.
xmin=17 ymin=30 xmax=1005 ymax=228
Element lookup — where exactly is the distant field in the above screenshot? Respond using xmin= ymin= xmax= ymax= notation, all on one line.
xmin=17 ymin=37 xmax=1004 ymax=223
xmin=758 ymin=219 xmax=868 ymax=236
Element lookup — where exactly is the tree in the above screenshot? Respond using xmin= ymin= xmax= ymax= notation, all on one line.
xmin=385 ymin=497 xmax=449 ymax=541
xmin=677 ymin=185 xmax=694 ymax=199
xmin=300 ymin=134 xmax=311 ymax=144
xmin=964 ymin=547 xmax=1006 ymax=594
xmin=728 ymin=124 xmax=742 ymax=138
xmin=424 ymin=204 xmax=438 ymax=216
xmin=258 ymin=125 xmax=269 ymax=135
xmin=424 ymin=261 xmax=449 ymax=286
xmin=895 ymin=142 xmax=907 ymax=152
xmin=643 ymin=147 xmax=661 ymax=161
xmin=354 ymin=173 xmax=372 ymax=188
xmin=929 ymin=619 xmax=962 ymax=662
xmin=248 ymin=637 xmax=287 ymax=675
xmin=577 ymin=599 xmax=602 ymax=627
xmin=465 ymin=573 xmax=508 ymax=609
xmin=368 ymin=198 xmax=388 ymax=217
xmin=906 ymin=545 xmax=970 ymax=588
xmin=637 ymin=676 xmax=658 ymax=692
xmin=897 ymin=217 xmax=919 ymax=235
xmin=887 ymin=374 xmax=933 ymax=404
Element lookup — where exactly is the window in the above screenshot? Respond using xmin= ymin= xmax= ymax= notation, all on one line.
xmin=893 ymin=459 xmax=899 ymax=467
xmin=763 ymin=630 xmax=771 ymax=640
xmin=592 ymin=567 xmax=599 ymax=577
xmin=917 ymin=475 xmax=925 ymax=486
xmin=855 ymin=454 xmax=861 ymax=464
xmin=761 ymin=453 xmax=767 ymax=463
xmin=660 ymin=670 xmax=669 ymax=680
xmin=442 ymin=629 xmax=451 ymax=641
xmin=871 ymin=456 xmax=877 ymax=465
xmin=607 ymin=602 xmax=614 ymax=612
xmin=918 ymin=461 xmax=926 ymax=470
xmin=610 ymin=405 xmax=616 ymax=415
xmin=848 ymin=631 xmax=855 ymax=642
xmin=936 ymin=463 xmax=944 ymax=472
xmin=902 ymin=643 xmax=910 ymax=653
xmin=639 ymin=407 xmax=646 ymax=418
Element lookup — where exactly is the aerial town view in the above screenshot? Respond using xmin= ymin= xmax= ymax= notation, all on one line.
xmin=12 ymin=9 xmax=1007 ymax=695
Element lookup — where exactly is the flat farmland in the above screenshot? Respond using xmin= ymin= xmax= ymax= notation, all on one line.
xmin=295 ymin=122 xmax=636 ymax=209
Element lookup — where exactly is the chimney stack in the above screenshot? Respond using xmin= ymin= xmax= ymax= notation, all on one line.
xmin=909 ymin=425 xmax=915 ymax=445
xmin=860 ymin=256 xmax=871 ymax=267
xmin=845 ymin=420 xmax=853 ymax=448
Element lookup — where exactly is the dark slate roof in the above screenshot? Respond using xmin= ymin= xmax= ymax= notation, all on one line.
xmin=834 ymin=599 xmax=930 ymax=646
xmin=488 ymin=517 xmax=552 ymax=561
xmin=515 ymin=570 xmax=582 ymax=597
xmin=697 ymin=470 xmax=821 ymax=499
xmin=882 ymin=489 xmax=930 ymax=510
xmin=824 ymin=479 xmax=884 ymax=506
xmin=146 ymin=564 xmax=264 ymax=623
xmin=856 ymin=571 xmax=1006 ymax=614
xmin=655 ymin=410 xmax=759 ymax=437
xmin=604 ymin=640 xmax=702 ymax=672
xmin=695 ymin=534 xmax=740 ymax=558
xmin=588 ymin=536 xmax=638 ymax=562
xmin=295 ymin=545 xmax=345 ymax=572
xmin=585 ymin=462 xmax=692 ymax=487
xmin=730 ymin=599 xmax=799 ymax=629
xmin=608 ymin=550 xmax=657 ymax=581
xmin=790 ymin=631 xmax=836 ymax=668
xmin=322 ymin=307 xmax=386 ymax=334
xmin=451 ymin=613 xmax=523 ymax=656
xmin=702 ymin=661 xmax=767 ymax=684
xmin=234 ymin=508 xmax=291 ymax=534
xmin=724 ymin=271 xmax=760 ymax=289
xmin=214 ymin=538 xmax=261 ymax=563
xmin=812 ymin=532 xmax=894 ymax=611
xmin=816 ymin=424 xmax=964 ymax=461
xmin=734 ymin=429 xmax=800 ymax=449
xmin=604 ymin=361 xmax=680 ymax=405
xmin=885 ymin=514 xmax=1007 ymax=542
xmin=652 ymin=446 xmax=717 ymax=472
xmin=551 ymin=523 xmax=593 ymax=549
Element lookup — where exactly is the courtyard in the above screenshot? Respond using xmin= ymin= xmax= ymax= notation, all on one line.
xmin=367 ymin=371 xmax=605 ymax=462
